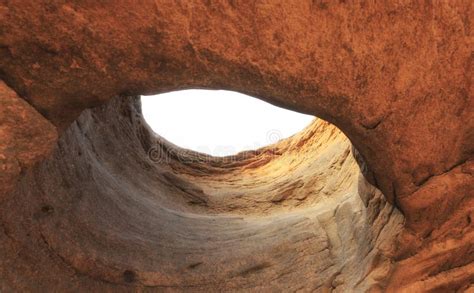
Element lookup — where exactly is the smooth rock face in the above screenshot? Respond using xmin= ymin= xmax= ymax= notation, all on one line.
xmin=0 ymin=1 xmax=473 ymax=292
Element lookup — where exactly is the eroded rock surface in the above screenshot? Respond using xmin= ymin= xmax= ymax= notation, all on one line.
xmin=1 ymin=96 xmax=403 ymax=291
xmin=0 ymin=1 xmax=473 ymax=292
xmin=0 ymin=81 xmax=57 ymax=199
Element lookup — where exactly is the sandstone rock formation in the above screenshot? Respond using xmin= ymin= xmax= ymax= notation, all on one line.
xmin=0 ymin=1 xmax=473 ymax=292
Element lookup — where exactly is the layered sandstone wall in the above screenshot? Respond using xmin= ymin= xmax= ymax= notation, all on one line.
xmin=0 ymin=96 xmax=403 ymax=291
xmin=0 ymin=1 xmax=473 ymax=292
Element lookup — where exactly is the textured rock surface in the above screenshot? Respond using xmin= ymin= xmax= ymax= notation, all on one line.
xmin=0 ymin=1 xmax=473 ymax=292
xmin=0 ymin=81 xmax=57 ymax=199
xmin=1 ymin=97 xmax=403 ymax=291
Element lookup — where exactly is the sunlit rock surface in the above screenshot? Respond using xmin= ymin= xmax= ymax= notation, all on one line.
xmin=1 ymin=97 xmax=403 ymax=291
xmin=0 ymin=1 xmax=473 ymax=291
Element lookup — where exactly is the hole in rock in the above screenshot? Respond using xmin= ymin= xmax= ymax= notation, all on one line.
xmin=141 ymin=90 xmax=315 ymax=156
xmin=5 ymin=94 xmax=403 ymax=290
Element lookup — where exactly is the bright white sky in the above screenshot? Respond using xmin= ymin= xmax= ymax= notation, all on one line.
xmin=141 ymin=90 xmax=314 ymax=157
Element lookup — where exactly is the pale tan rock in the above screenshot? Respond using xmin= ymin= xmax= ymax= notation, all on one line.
xmin=0 ymin=97 xmax=404 ymax=291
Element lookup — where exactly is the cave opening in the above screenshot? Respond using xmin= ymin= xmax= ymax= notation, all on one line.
xmin=141 ymin=90 xmax=315 ymax=157
xmin=4 ymin=92 xmax=403 ymax=291
xmin=1 ymin=1 xmax=470 ymax=290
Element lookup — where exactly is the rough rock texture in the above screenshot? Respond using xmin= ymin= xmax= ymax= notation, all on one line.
xmin=0 ymin=1 xmax=473 ymax=292
xmin=1 ymin=97 xmax=403 ymax=291
xmin=0 ymin=81 xmax=57 ymax=199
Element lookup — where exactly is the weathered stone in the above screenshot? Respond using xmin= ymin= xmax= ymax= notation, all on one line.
xmin=0 ymin=81 xmax=57 ymax=199
xmin=0 ymin=97 xmax=404 ymax=291
xmin=0 ymin=1 xmax=472 ymax=291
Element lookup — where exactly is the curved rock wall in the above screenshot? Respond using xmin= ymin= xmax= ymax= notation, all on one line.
xmin=0 ymin=1 xmax=473 ymax=292
xmin=1 ymin=96 xmax=403 ymax=291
